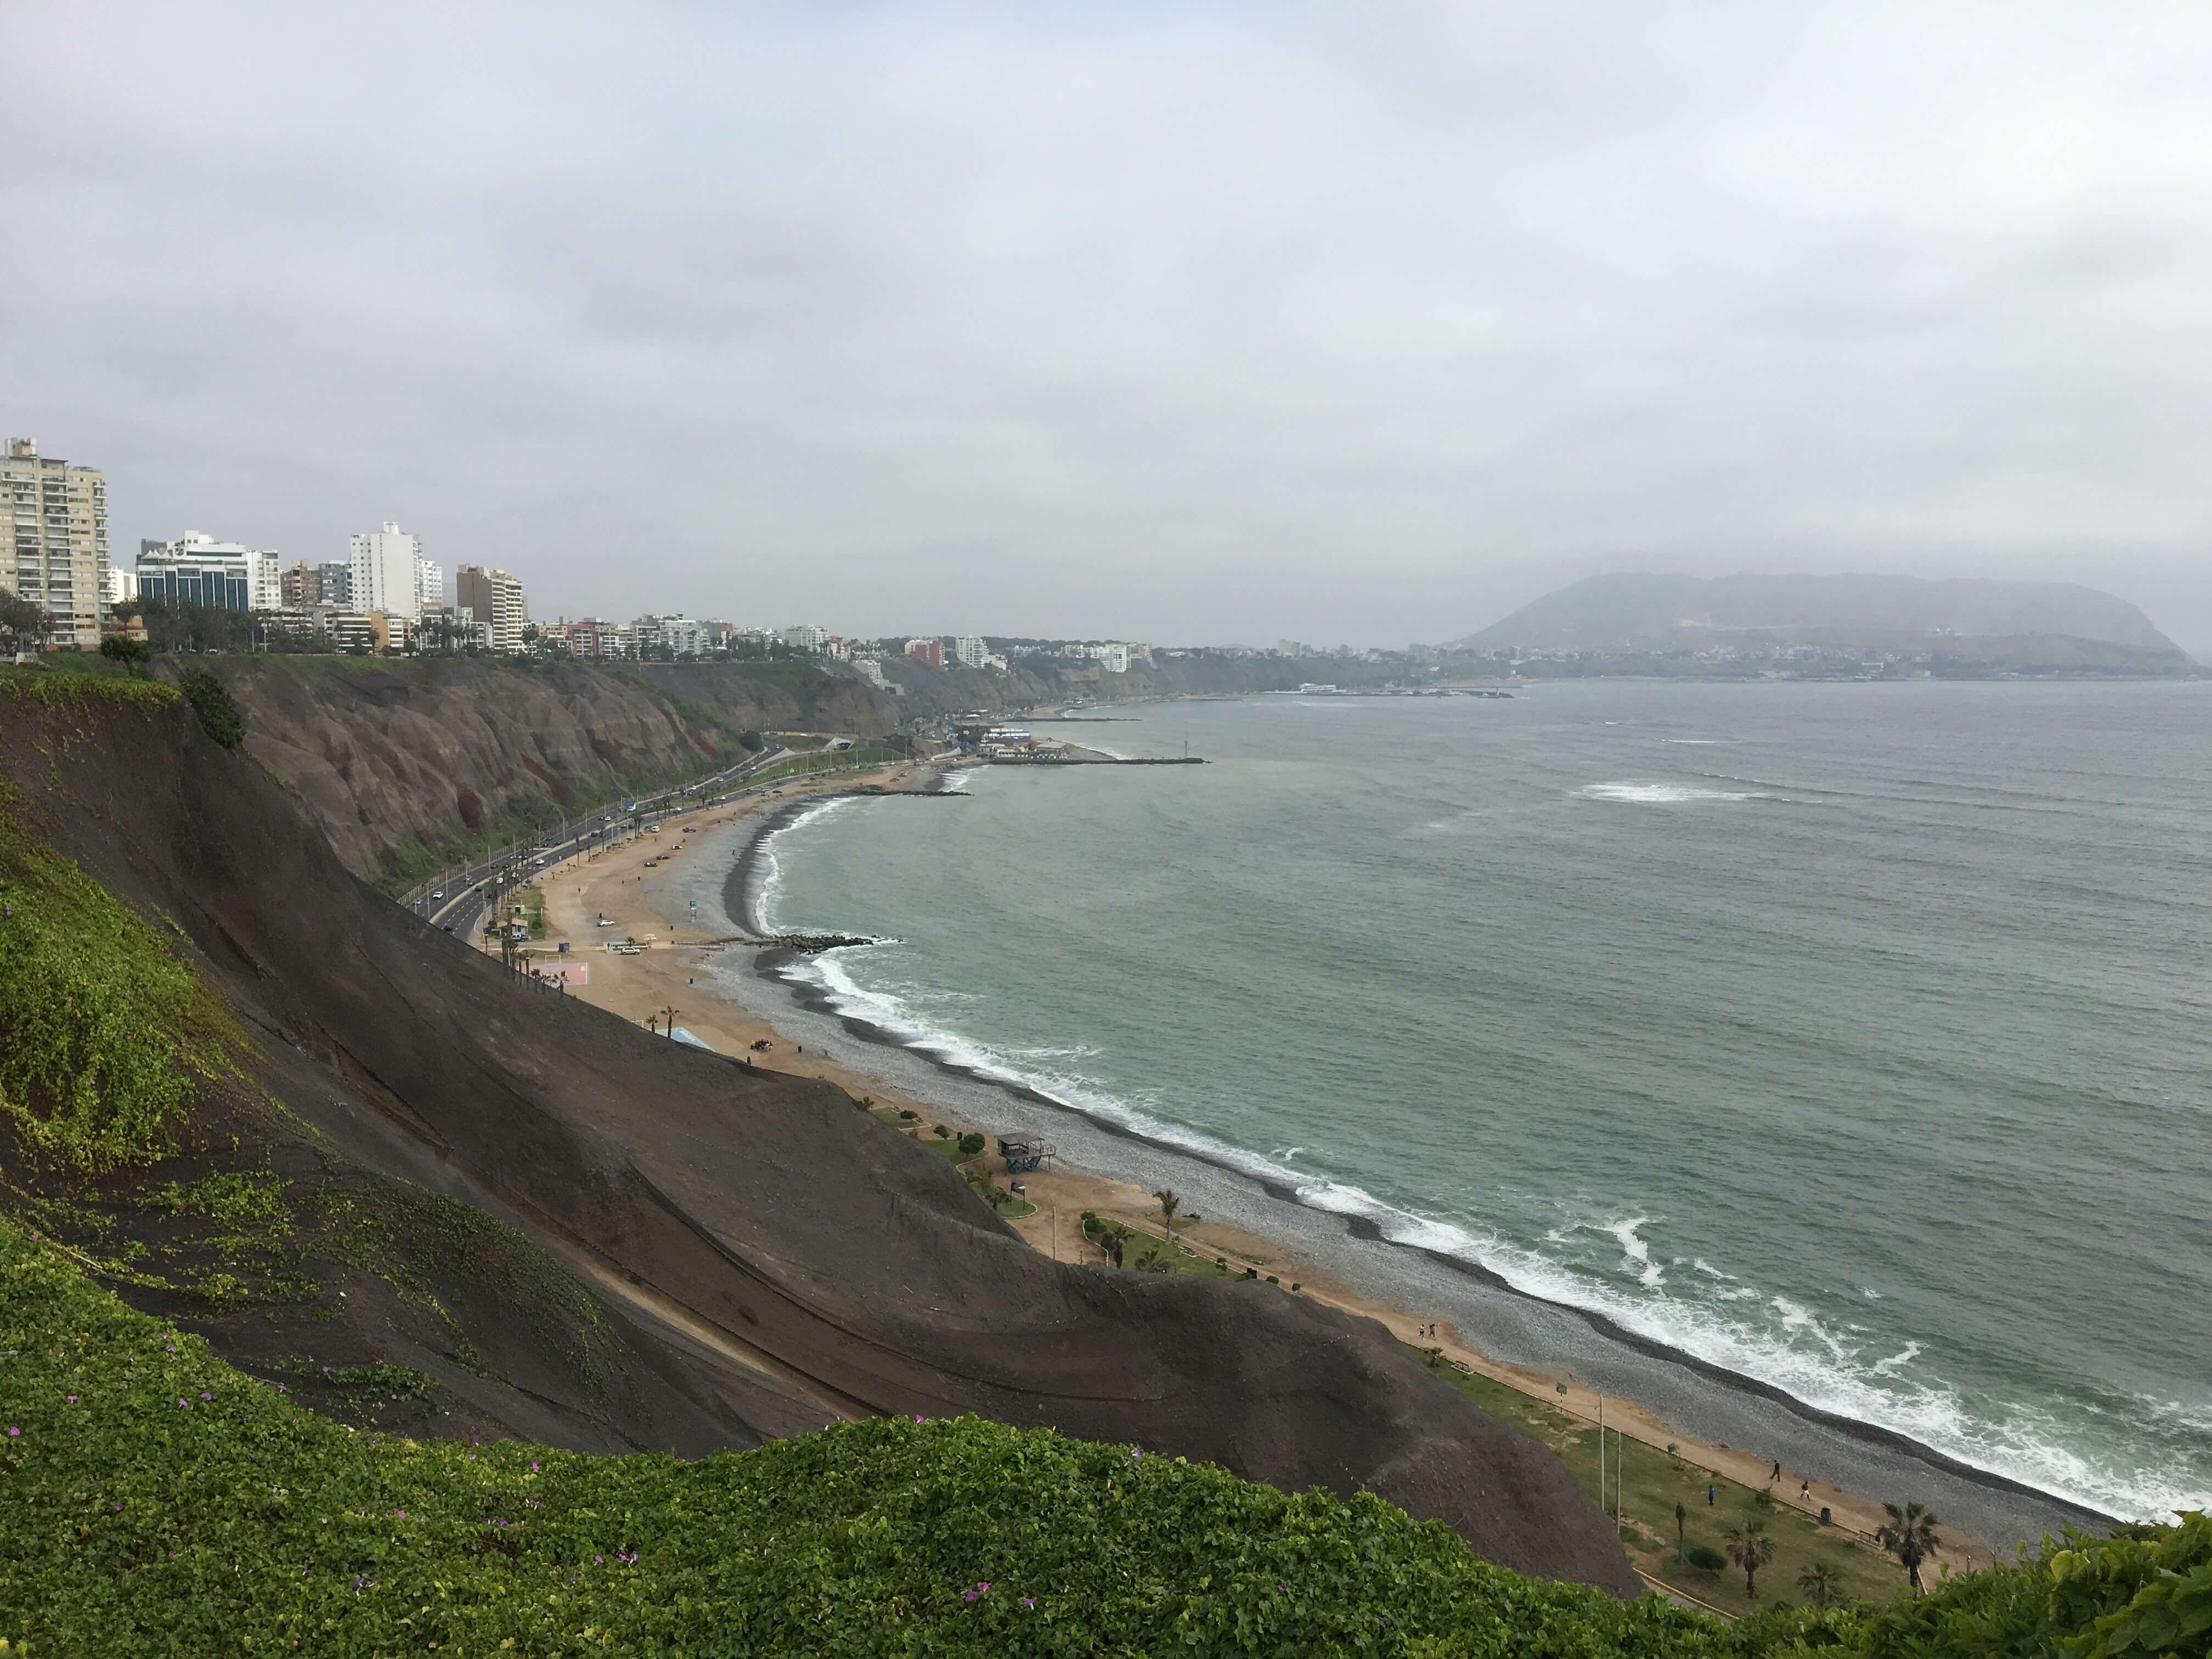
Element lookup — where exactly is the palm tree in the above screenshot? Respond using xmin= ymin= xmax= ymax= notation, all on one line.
xmin=1725 ymin=1520 xmax=1776 ymax=1600
xmin=1876 ymin=1502 xmax=1941 ymax=1595
xmin=1153 ymin=1189 xmax=1181 ymax=1231
xmin=1797 ymin=1559 xmax=1846 ymax=1608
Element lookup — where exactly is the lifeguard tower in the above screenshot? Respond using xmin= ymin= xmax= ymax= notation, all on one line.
xmin=997 ymin=1133 xmax=1054 ymax=1175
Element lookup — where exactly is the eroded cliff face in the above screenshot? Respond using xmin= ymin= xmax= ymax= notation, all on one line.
xmin=185 ymin=651 xmax=1389 ymax=882
xmin=192 ymin=657 xmax=894 ymax=881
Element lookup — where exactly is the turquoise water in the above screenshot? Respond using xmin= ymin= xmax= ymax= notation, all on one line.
xmin=749 ymin=683 xmax=2212 ymax=1524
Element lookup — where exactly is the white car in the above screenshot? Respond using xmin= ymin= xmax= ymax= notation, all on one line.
xmin=431 ymin=890 xmax=445 ymax=900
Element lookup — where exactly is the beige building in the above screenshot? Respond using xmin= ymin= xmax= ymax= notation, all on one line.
xmin=3 ymin=438 xmax=109 ymax=650
xmin=455 ymin=563 xmax=528 ymax=653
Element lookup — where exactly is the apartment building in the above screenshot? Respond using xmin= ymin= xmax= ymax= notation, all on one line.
xmin=137 ymin=533 xmax=266 ymax=611
xmin=954 ymin=635 xmax=988 ymax=668
xmin=416 ymin=556 xmax=445 ymax=614
xmin=349 ymin=522 xmax=424 ymax=622
xmin=2 ymin=438 xmax=109 ymax=649
xmin=904 ymin=637 xmax=943 ymax=668
xmin=314 ymin=560 xmax=352 ymax=607
xmin=561 ymin=617 xmax=635 ymax=659
xmin=782 ymin=623 xmax=830 ymax=652
xmin=635 ymin=614 xmax=704 ymax=657
xmin=455 ymin=563 xmax=527 ymax=652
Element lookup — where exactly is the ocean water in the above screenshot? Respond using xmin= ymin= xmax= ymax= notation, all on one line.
xmin=744 ymin=682 xmax=2212 ymax=1527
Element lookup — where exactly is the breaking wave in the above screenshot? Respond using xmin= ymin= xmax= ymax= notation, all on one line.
xmin=1577 ymin=781 xmax=1769 ymax=804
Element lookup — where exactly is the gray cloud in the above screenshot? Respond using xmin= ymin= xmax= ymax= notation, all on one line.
xmin=5 ymin=1 xmax=2209 ymax=644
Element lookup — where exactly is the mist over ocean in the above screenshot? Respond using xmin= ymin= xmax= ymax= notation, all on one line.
xmin=749 ymin=682 xmax=2212 ymax=1525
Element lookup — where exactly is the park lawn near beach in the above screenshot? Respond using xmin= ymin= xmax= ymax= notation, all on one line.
xmin=873 ymin=1110 xmax=1041 ymax=1218
xmin=1419 ymin=1352 xmax=1914 ymax=1615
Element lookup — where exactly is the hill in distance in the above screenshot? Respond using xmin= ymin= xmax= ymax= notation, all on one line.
xmin=1452 ymin=572 xmax=2190 ymax=671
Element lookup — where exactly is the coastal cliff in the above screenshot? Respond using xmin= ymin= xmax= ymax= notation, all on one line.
xmin=178 ymin=650 xmax=1391 ymax=883
xmin=180 ymin=655 xmax=892 ymax=882
xmin=0 ymin=669 xmax=1644 ymax=1596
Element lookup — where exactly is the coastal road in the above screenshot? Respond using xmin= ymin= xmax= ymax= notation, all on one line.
xmin=414 ymin=746 xmax=800 ymax=941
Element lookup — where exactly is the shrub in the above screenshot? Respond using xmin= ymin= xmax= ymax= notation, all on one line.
xmin=958 ymin=1131 xmax=986 ymax=1156
xmin=99 ymin=635 xmax=153 ymax=675
xmin=1686 ymin=1544 xmax=1728 ymax=1572
xmin=179 ymin=668 xmax=247 ymax=749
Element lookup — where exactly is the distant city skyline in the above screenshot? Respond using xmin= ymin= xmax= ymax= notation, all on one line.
xmin=9 ymin=5 xmax=2212 ymax=649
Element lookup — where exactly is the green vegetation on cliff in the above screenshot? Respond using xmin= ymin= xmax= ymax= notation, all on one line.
xmin=5 ymin=1215 xmax=2206 ymax=1656
xmin=0 ymin=784 xmax=251 ymax=1175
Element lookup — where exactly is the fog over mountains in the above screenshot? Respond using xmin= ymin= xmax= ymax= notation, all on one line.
xmin=1453 ymin=574 xmax=2191 ymax=668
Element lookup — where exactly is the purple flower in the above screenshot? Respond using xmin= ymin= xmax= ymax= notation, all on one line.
xmin=594 ymin=1554 xmax=603 ymax=1565
xmin=530 ymin=1460 xmax=539 ymax=1471
xmin=200 ymin=1391 xmax=212 ymax=1401
xmin=65 ymin=1395 xmax=77 ymax=1403
xmin=1022 ymin=1598 xmax=1036 ymax=1609
xmin=6 ymin=1426 xmax=17 ymax=1437
xmin=177 ymin=1398 xmax=187 ymax=1407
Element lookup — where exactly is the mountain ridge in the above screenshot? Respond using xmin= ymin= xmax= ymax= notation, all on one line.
xmin=1452 ymin=572 xmax=2187 ymax=666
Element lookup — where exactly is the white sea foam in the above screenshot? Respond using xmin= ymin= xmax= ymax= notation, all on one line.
xmin=1577 ymin=782 xmax=1767 ymax=805
xmin=753 ymin=797 xmax=859 ymax=931
xmin=1606 ymin=1217 xmax=1666 ymax=1289
xmin=1872 ymin=1341 xmax=1923 ymax=1377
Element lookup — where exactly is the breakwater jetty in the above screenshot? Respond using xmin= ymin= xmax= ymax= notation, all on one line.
xmin=984 ymin=754 xmax=1205 ymax=765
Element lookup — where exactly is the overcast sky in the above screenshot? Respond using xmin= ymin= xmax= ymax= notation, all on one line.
xmin=6 ymin=2 xmax=2209 ymax=646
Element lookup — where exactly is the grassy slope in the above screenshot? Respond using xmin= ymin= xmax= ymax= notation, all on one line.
xmin=0 ymin=1216 xmax=1741 ymax=1658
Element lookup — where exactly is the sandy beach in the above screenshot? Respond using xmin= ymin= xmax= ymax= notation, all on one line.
xmin=504 ymin=763 xmax=1997 ymax=1582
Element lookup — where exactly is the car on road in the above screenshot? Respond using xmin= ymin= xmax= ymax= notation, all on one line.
xmin=431 ymin=890 xmax=445 ymax=900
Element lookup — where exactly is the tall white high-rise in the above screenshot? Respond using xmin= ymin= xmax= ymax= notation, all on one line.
xmin=2 ymin=438 xmax=108 ymax=649
xmin=953 ymin=635 xmax=988 ymax=668
xmin=349 ymin=522 xmax=424 ymax=621
xmin=416 ymin=556 xmax=444 ymax=613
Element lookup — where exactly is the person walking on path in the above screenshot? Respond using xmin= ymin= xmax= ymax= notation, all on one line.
xmin=1707 ymin=1483 xmax=1716 ymax=1506
xmin=1770 ymin=1459 xmax=1782 ymax=1483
